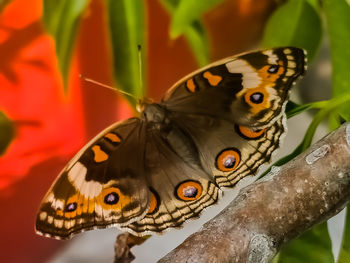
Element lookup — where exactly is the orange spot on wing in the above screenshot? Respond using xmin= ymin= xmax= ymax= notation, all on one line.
xmin=244 ymin=87 xmax=270 ymax=114
xmin=216 ymin=148 xmax=241 ymax=172
xmin=258 ymin=60 xmax=284 ymax=82
xmin=203 ymin=71 xmax=222 ymax=86
xmin=240 ymin=61 xmax=285 ymax=117
xmin=147 ymin=189 xmax=159 ymax=214
xmin=176 ymin=180 xmax=203 ymax=201
xmin=76 ymin=193 xmax=95 ymax=216
xmin=63 ymin=195 xmax=78 ymax=218
xmin=92 ymin=145 xmax=108 ymax=162
xmin=57 ymin=194 xmax=95 ymax=218
xmin=56 ymin=210 xmax=64 ymax=216
xmin=186 ymin=78 xmax=197 ymax=93
xmin=105 ymin=133 xmax=121 ymax=143
xmin=237 ymin=125 xmax=265 ymax=139
xmin=98 ymin=187 xmax=131 ymax=212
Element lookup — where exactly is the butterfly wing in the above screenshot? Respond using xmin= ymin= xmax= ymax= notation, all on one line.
xmin=126 ymin=124 xmax=220 ymax=235
xmin=125 ymin=90 xmax=286 ymax=235
xmin=35 ymin=118 xmax=150 ymax=239
xmin=168 ymin=112 xmax=286 ymax=188
xmin=162 ymin=47 xmax=306 ymax=128
xmin=160 ymin=47 xmax=306 ymax=187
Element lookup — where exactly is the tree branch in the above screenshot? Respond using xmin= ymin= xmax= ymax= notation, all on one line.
xmin=157 ymin=122 xmax=350 ymax=263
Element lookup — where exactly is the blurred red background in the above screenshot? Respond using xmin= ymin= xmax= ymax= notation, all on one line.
xmin=0 ymin=0 xmax=275 ymax=262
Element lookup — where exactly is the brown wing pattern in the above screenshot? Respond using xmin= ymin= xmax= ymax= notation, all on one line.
xmin=168 ymin=112 xmax=286 ymax=188
xmin=162 ymin=47 xmax=306 ymax=128
xmin=127 ymin=126 xmax=220 ymax=235
xmin=36 ymin=118 xmax=150 ymax=239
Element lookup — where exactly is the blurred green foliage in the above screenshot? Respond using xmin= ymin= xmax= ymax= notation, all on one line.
xmin=168 ymin=0 xmax=224 ymax=39
xmin=0 ymin=111 xmax=15 ymax=156
xmin=323 ymin=0 xmax=350 ymax=130
xmin=42 ymin=0 xmax=89 ymax=89
xmin=106 ymin=0 xmax=146 ymax=108
xmin=338 ymin=209 xmax=350 ymax=263
xmin=262 ymin=0 xmax=322 ymax=60
xmin=160 ymin=0 xmax=212 ymax=66
xmin=0 ymin=0 xmax=12 ymax=13
xmin=273 ymin=223 xmax=334 ymax=263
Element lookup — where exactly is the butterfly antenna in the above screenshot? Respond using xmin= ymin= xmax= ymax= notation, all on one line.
xmin=80 ymin=75 xmax=138 ymax=102
xmin=138 ymin=44 xmax=144 ymax=99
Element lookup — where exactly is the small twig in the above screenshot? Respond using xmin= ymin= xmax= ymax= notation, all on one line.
xmin=114 ymin=232 xmax=149 ymax=263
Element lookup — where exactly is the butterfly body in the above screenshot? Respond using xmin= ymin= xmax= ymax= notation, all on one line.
xmin=36 ymin=47 xmax=306 ymax=239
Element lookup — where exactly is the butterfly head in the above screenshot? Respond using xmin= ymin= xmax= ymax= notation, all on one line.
xmin=136 ymin=97 xmax=154 ymax=112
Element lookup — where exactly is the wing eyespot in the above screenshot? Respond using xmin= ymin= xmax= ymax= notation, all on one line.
xmin=243 ymin=87 xmax=270 ymax=112
xmin=65 ymin=202 xmax=77 ymax=212
xmin=175 ymin=180 xmax=203 ymax=201
xmin=267 ymin=64 xmax=280 ymax=74
xmin=259 ymin=60 xmax=284 ymax=80
xmin=104 ymin=192 xmax=119 ymax=205
xmin=235 ymin=125 xmax=265 ymax=140
xmin=249 ymin=92 xmax=264 ymax=104
xmin=147 ymin=188 xmax=160 ymax=214
xmin=62 ymin=195 xmax=79 ymax=218
xmin=98 ymin=187 xmax=131 ymax=210
xmin=216 ymin=148 xmax=241 ymax=172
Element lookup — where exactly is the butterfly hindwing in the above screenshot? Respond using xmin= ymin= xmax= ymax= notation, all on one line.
xmin=36 ymin=118 xmax=150 ymax=239
xmin=168 ymin=112 xmax=286 ymax=188
xmin=127 ymin=125 xmax=220 ymax=235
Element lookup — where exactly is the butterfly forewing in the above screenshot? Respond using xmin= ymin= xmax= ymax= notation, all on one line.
xmin=162 ymin=47 xmax=306 ymax=128
xmin=36 ymin=118 xmax=150 ymax=239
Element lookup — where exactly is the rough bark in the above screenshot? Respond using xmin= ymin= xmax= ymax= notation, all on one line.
xmin=157 ymin=122 xmax=350 ymax=262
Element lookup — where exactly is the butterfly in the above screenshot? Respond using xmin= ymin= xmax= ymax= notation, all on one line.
xmin=35 ymin=47 xmax=306 ymax=239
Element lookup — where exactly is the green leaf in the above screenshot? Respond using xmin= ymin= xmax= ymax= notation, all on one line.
xmin=106 ymin=0 xmax=146 ymax=107
xmin=295 ymin=95 xmax=350 ymax=153
xmin=182 ymin=21 xmax=209 ymax=66
xmin=169 ymin=0 xmax=224 ymax=39
xmin=160 ymin=0 xmax=210 ymax=66
xmin=42 ymin=0 xmax=88 ymax=90
xmin=276 ymin=223 xmax=334 ymax=263
xmin=262 ymin=0 xmax=322 ymax=61
xmin=286 ymin=101 xmax=312 ymax=119
xmin=338 ymin=206 xmax=350 ymax=263
xmin=305 ymin=0 xmax=321 ymax=10
xmin=0 ymin=111 xmax=15 ymax=155
xmin=323 ymin=0 xmax=350 ymax=129
xmin=286 ymin=100 xmax=329 ymax=119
